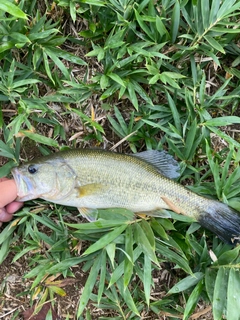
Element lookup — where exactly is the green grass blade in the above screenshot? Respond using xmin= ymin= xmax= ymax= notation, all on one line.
xmin=134 ymin=223 xmax=159 ymax=266
xmin=77 ymin=253 xmax=102 ymax=317
xmin=116 ymin=278 xmax=140 ymax=316
xmin=0 ymin=1 xmax=27 ymax=19
xmin=109 ymin=246 xmax=142 ymax=287
xmin=19 ymin=130 xmax=58 ymax=147
xmin=83 ymin=224 xmax=127 ymax=256
xmin=212 ymin=267 xmax=229 ymax=320
xmin=45 ymin=48 xmax=70 ymax=79
xmin=170 ymin=0 xmax=180 ymax=43
xmin=168 ymin=272 xmax=204 ymax=295
xmin=183 ymin=280 xmax=203 ymax=320
xmin=134 ymin=8 xmax=154 ymax=41
xmin=166 ymin=91 xmax=181 ymax=133
xmin=184 ymin=118 xmax=197 ymax=159
xmin=108 ymin=72 xmax=126 ymax=88
xmin=201 ymin=0 xmax=210 ymax=30
xmin=190 ymin=55 xmax=197 ymax=86
xmin=204 ymin=35 xmax=225 ymax=54
xmin=156 ymin=240 xmax=192 ymax=274
xmin=217 ymin=0 xmax=237 ymax=19
xmin=98 ymin=250 xmax=107 ymax=304
xmin=205 ymin=268 xmax=218 ymax=302
xmin=209 ymin=0 xmax=221 ymax=25
xmin=143 ymin=254 xmax=152 ymax=306
xmin=124 ymin=225 xmax=133 ymax=289
xmin=204 ymin=116 xmax=240 ymax=127
xmin=156 ymin=16 xmax=169 ymax=38
xmin=227 ymin=268 xmax=240 ymax=320
xmin=127 ymin=80 xmax=139 ymax=110
xmin=140 ymin=220 xmax=155 ymax=250
xmin=106 ymin=242 xmax=116 ymax=266
xmin=207 ymin=126 xmax=240 ymax=149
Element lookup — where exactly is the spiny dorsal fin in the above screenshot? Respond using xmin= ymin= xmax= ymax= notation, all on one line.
xmin=133 ymin=150 xmax=180 ymax=179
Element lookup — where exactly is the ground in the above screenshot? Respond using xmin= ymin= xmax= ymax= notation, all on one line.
xmin=1 ymin=1 xmax=239 ymax=319
xmin=0 ymin=250 xmax=213 ymax=319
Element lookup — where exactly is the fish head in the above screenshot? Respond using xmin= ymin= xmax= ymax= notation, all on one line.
xmin=11 ymin=157 xmax=77 ymax=202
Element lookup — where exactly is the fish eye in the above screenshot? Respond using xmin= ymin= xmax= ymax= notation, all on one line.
xmin=28 ymin=164 xmax=37 ymax=174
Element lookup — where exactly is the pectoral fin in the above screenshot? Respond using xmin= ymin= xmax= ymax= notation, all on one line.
xmin=161 ymin=196 xmax=182 ymax=214
xmin=78 ymin=207 xmax=98 ymax=221
xmin=77 ymin=183 xmax=108 ymax=221
xmin=78 ymin=183 xmax=105 ymax=197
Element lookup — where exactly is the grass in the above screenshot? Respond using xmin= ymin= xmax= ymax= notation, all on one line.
xmin=1 ymin=0 xmax=240 ymax=319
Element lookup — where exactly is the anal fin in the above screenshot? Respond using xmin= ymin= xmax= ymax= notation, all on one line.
xmin=161 ymin=196 xmax=182 ymax=214
xmin=137 ymin=209 xmax=171 ymax=219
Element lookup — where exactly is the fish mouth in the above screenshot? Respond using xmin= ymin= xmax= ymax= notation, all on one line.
xmin=11 ymin=168 xmax=36 ymax=202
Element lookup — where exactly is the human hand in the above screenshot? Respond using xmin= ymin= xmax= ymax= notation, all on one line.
xmin=0 ymin=178 xmax=23 ymax=227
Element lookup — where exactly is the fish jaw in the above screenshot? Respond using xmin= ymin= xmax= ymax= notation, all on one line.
xmin=11 ymin=167 xmax=37 ymax=201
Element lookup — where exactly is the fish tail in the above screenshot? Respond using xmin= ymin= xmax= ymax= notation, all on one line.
xmin=198 ymin=200 xmax=240 ymax=245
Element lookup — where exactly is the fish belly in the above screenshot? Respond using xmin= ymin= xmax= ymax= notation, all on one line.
xmin=42 ymin=179 xmax=170 ymax=213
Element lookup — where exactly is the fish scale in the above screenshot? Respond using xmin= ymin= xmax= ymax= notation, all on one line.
xmin=12 ymin=148 xmax=240 ymax=245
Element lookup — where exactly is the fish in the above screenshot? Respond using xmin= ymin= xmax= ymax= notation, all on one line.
xmin=11 ymin=148 xmax=240 ymax=245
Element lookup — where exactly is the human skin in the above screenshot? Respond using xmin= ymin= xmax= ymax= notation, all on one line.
xmin=0 ymin=178 xmax=23 ymax=227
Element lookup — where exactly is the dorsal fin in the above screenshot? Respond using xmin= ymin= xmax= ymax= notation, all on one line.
xmin=133 ymin=150 xmax=180 ymax=179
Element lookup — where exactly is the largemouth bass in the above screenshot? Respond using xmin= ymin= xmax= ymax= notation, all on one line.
xmin=11 ymin=148 xmax=240 ymax=244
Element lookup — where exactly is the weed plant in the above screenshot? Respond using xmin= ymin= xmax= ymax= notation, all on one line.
xmin=1 ymin=0 xmax=240 ymax=319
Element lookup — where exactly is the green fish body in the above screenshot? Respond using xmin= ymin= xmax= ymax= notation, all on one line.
xmin=12 ymin=149 xmax=240 ymax=244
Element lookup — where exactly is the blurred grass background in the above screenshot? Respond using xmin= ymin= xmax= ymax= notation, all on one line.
xmin=1 ymin=0 xmax=240 ymax=319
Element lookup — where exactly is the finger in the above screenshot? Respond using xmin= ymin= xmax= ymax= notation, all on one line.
xmin=0 ymin=177 xmax=8 ymax=183
xmin=0 ymin=208 xmax=13 ymax=222
xmin=6 ymin=202 xmax=23 ymax=214
xmin=0 ymin=180 xmax=18 ymax=208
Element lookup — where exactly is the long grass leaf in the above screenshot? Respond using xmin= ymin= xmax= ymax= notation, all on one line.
xmin=143 ymin=254 xmax=152 ymax=306
xmin=204 ymin=116 xmax=240 ymax=126
xmin=170 ymin=0 xmax=180 ymax=43
xmin=0 ymin=1 xmax=27 ymax=19
xmin=183 ymin=280 xmax=203 ymax=320
xmin=207 ymin=126 xmax=240 ymax=149
xmin=116 ymin=278 xmax=140 ymax=316
xmin=19 ymin=130 xmax=59 ymax=147
xmin=134 ymin=9 xmax=154 ymax=41
xmin=205 ymin=268 xmax=218 ymax=302
xmin=201 ymin=0 xmax=210 ymax=30
xmin=209 ymin=0 xmax=221 ymax=25
xmin=77 ymin=253 xmax=102 ymax=317
xmin=134 ymin=223 xmax=159 ymax=265
xmin=127 ymin=81 xmax=139 ymax=110
xmin=184 ymin=118 xmax=197 ymax=159
xmin=217 ymin=0 xmax=236 ymax=19
xmin=156 ymin=240 xmax=192 ymax=274
xmin=98 ymin=250 xmax=107 ymax=304
xmin=45 ymin=48 xmax=70 ymax=79
xmin=166 ymin=91 xmax=181 ymax=133
xmin=124 ymin=225 xmax=133 ymax=289
xmin=227 ymin=268 xmax=240 ymax=320
xmin=108 ymin=246 xmax=142 ymax=287
xmin=168 ymin=272 xmax=204 ymax=295
xmin=212 ymin=267 xmax=229 ymax=320
xmin=204 ymin=35 xmax=225 ymax=54
xmin=83 ymin=224 xmax=127 ymax=255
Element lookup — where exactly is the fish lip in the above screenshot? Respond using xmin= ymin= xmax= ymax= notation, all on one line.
xmin=11 ymin=167 xmax=36 ymax=201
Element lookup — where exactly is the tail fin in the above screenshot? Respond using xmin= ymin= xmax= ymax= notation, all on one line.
xmin=198 ymin=201 xmax=240 ymax=245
